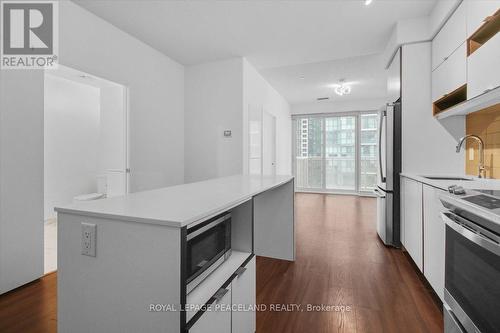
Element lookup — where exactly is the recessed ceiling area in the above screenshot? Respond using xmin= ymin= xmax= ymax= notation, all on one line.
xmin=73 ymin=0 xmax=437 ymax=69
xmin=260 ymin=53 xmax=388 ymax=104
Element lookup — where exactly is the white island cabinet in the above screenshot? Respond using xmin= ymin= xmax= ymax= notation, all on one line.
xmin=55 ymin=175 xmax=294 ymax=333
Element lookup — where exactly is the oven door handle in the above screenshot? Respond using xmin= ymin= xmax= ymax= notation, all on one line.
xmin=441 ymin=212 xmax=500 ymax=257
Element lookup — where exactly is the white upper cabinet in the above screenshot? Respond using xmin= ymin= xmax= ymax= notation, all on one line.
xmin=466 ymin=0 xmax=500 ymax=37
xmin=432 ymin=2 xmax=466 ymax=71
xmin=432 ymin=42 xmax=467 ymax=102
xmin=467 ymin=32 xmax=500 ymax=99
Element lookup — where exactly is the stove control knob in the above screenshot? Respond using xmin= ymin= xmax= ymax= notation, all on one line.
xmin=453 ymin=186 xmax=466 ymax=195
xmin=448 ymin=185 xmax=458 ymax=193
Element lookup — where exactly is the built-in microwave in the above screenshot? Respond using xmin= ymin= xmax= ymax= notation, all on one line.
xmin=186 ymin=213 xmax=231 ymax=293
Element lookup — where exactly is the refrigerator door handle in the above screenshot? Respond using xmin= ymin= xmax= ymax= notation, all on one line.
xmin=373 ymin=187 xmax=386 ymax=198
xmin=378 ymin=110 xmax=386 ymax=183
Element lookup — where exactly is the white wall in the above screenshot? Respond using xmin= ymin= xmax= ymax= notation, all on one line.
xmin=59 ymin=0 xmax=185 ymax=192
xmin=44 ymin=75 xmax=101 ymax=220
xmin=184 ymin=58 xmax=244 ymax=183
xmin=98 ymin=86 xmax=126 ymax=174
xmin=291 ymin=98 xmax=385 ymax=115
xmin=0 ymin=70 xmax=44 ymax=293
xmin=401 ymin=42 xmax=464 ymax=174
xmin=243 ymin=59 xmax=292 ymax=175
xmin=184 ymin=57 xmax=292 ymax=182
xmin=0 ymin=1 xmax=185 ymax=293
xmin=382 ymin=0 xmax=462 ymax=68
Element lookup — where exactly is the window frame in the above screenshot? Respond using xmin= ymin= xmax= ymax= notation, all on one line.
xmin=291 ymin=110 xmax=379 ymax=196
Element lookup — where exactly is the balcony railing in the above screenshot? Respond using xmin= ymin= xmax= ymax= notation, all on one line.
xmin=295 ymin=157 xmax=378 ymax=191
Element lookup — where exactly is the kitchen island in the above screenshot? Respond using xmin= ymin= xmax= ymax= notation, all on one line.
xmin=55 ymin=174 xmax=294 ymax=333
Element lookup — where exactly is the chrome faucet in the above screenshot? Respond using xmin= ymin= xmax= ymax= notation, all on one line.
xmin=456 ymin=134 xmax=485 ymax=178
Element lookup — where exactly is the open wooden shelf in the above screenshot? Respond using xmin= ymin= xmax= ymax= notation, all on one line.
xmin=435 ymin=86 xmax=500 ymax=120
xmin=468 ymin=9 xmax=500 ymax=56
xmin=433 ymin=84 xmax=467 ymax=116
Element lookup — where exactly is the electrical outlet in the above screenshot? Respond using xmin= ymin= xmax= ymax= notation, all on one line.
xmin=81 ymin=223 xmax=96 ymax=257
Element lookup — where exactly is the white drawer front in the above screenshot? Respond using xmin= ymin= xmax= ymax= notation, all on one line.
xmin=189 ymin=285 xmax=232 ymax=333
xmin=231 ymin=257 xmax=256 ymax=333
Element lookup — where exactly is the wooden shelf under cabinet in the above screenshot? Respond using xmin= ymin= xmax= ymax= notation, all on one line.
xmin=468 ymin=9 xmax=500 ymax=56
xmin=433 ymin=84 xmax=467 ymax=116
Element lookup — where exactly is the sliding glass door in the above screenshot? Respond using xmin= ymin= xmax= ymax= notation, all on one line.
xmin=325 ymin=116 xmax=356 ymax=191
xmin=293 ymin=112 xmax=378 ymax=194
xmin=359 ymin=114 xmax=379 ymax=192
xmin=294 ymin=117 xmax=323 ymax=189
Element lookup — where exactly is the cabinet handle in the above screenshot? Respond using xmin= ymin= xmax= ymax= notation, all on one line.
xmin=235 ymin=266 xmax=247 ymax=277
xmin=213 ymin=288 xmax=229 ymax=302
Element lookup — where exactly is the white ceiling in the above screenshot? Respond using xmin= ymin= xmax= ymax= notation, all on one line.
xmin=74 ymin=0 xmax=436 ymax=69
xmin=74 ymin=0 xmax=437 ymax=104
xmin=261 ymin=53 xmax=388 ymax=104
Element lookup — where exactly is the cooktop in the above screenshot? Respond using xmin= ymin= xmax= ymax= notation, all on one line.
xmin=463 ymin=194 xmax=500 ymax=210
xmin=474 ymin=189 xmax=500 ymax=197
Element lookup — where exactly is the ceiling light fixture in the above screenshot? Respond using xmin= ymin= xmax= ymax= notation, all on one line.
xmin=365 ymin=0 xmax=373 ymax=5
xmin=333 ymin=79 xmax=352 ymax=96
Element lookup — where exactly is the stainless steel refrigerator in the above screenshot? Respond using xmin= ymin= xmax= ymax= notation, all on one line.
xmin=374 ymin=48 xmax=402 ymax=247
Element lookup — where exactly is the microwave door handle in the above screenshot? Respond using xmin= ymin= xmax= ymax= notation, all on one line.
xmin=378 ymin=110 xmax=386 ymax=183
xmin=441 ymin=212 xmax=500 ymax=257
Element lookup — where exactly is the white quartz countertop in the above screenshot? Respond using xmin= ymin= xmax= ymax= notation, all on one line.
xmin=400 ymin=173 xmax=500 ymax=191
xmin=55 ymin=174 xmax=294 ymax=227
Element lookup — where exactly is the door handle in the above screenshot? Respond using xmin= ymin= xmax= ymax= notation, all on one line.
xmin=378 ymin=110 xmax=386 ymax=183
xmin=373 ymin=188 xmax=385 ymax=198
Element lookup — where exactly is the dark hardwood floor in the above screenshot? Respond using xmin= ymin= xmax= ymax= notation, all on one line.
xmin=0 ymin=193 xmax=443 ymax=333
xmin=256 ymin=193 xmax=443 ymax=333
xmin=0 ymin=271 xmax=57 ymax=333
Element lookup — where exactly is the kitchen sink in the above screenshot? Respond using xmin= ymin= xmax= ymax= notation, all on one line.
xmin=423 ymin=176 xmax=473 ymax=181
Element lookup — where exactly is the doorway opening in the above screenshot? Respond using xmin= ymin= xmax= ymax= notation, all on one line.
xmin=248 ymin=105 xmax=277 ymax=176
xmin=43 ymin=65 xmax=129 ymax=274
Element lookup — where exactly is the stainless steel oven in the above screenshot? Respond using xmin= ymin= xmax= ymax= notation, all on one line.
xmin=441 ymin=211 xmax=500 ymax=333
xmin=186 ymin=213 xmax=231 ymax=293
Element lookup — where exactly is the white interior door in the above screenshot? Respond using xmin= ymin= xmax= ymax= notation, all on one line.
xmin=262 ymin=111 xmax=276 ymax=175
xmin=248 ymin=104 xmax=263 ymax=175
